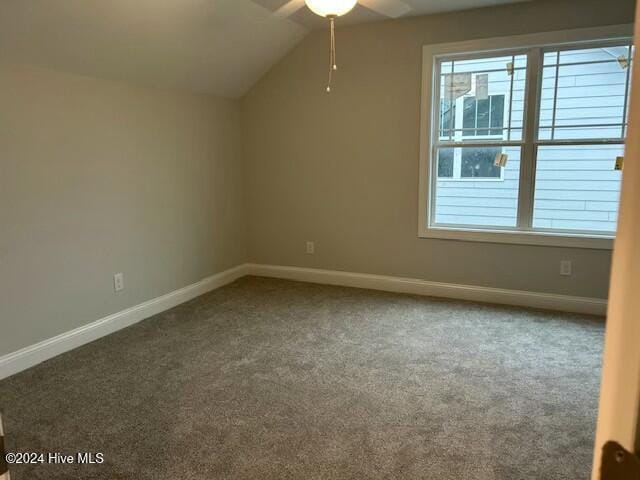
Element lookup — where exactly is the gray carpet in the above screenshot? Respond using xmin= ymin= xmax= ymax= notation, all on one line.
xmin=0 ymin=276 xmax=604 ymax=479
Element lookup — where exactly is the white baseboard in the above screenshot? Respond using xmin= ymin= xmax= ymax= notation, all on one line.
xmin=0 ymin=262 xmax=606 ymax=381
xmin=246 ymin=263 xmax=608 ymax=316
xmin=0 ymin=264 xmax=249 ymax=381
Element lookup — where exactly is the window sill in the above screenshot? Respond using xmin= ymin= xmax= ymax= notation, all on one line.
xmin=419 ymin=225 xmax=614 ymax=249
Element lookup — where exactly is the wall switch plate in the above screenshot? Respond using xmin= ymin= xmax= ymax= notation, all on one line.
xmin=114 ymin=273 xmax=125 ymax=292
xmin=560 ymin=260 xmax=572 ymax=276
xmin=306 ymin=241 xmax=315 ymax=255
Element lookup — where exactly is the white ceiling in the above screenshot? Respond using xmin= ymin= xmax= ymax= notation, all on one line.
xmin=0 ymin=0 xmax=531 ymax=98
xmin=256 ymin=0 xmax=532 ymax=29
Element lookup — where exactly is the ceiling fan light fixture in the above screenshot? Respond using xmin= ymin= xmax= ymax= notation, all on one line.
xmin=304 ymin=0 xmax=358 ymax=93
xmin=304 ymin=0 xmax=358 ymax=18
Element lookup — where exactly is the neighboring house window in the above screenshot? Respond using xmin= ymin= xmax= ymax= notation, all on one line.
xmin=438 ymin=94 xmax=506 ymax=180
xmin=461 ymin=147 xmax=502 ymax=178
xmin=439 ymin=99 xmax=455 ymax=138
xmin=419 ymin=29 xmax=634 ymax=247
xmin=463 ymin=95 xmax=504 ymax=136
xmin=437 ymin=147 xmax=502 ymax=179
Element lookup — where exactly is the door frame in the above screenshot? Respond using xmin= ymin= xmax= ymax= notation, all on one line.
xmin=591 ymin=4 xmax=640 ymax=478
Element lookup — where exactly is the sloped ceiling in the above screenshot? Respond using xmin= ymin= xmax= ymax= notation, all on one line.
xmin=0 ymin=0 xmax=307 ymax=98
xmin=0 ymin=0 xmax=531 ymax=98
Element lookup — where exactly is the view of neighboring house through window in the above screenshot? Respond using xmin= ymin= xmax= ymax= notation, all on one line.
xmin=532 ymin=46 xmax=632 ymax=232
xmin=434 ymin=53 xmax=527 ymax=227
xmin=429 ymin=40 xmax=633 ymax=235
xmin=439 ymin=94 xmax=505 ymax=180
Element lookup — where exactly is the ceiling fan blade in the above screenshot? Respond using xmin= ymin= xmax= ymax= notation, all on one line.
xmin=274 ymin=0 xmax=307 ymax=18
xmin=358 ymin=0 xmax=412 ymax=18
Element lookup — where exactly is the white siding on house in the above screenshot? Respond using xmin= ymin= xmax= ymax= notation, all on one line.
xmin=533 ymin=144 xmax=623 ymax=232
xmin=435 ymin=148 xmax=521 ymax=227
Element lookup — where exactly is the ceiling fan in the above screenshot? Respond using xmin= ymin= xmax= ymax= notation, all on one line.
xmin=274 ymin=0 xmax=413 ymax=92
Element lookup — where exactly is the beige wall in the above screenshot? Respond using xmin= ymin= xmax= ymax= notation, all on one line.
xmin=0 ymin=64 xmax=246 ymax=356
xmin=242 ymin=0 xmax=637 ymax=299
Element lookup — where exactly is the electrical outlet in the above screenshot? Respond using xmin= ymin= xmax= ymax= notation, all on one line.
xmin=114 ymin=273 xmax=125 ymax=292
xmin=560 ymin=260 xmax=572 ymax=277
xmin=306 ymin=241 xmax=315 ymax=255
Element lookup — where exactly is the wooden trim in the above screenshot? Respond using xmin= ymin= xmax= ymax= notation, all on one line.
xmin=0 ymin=413 xmax=7 ymax=478
xmin=592 ymin=11 xmax=640 ymax=480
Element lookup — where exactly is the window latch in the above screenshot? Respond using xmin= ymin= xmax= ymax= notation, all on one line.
xmin=601 ymin=441 xmax=640 ymax=479
xmin=506 ymin=61 xmax=514 ymax=76
xmin=494 ymin=153 xmax=508 ymax=167
xmin=617 ymin=55 xmax=630 ymax=70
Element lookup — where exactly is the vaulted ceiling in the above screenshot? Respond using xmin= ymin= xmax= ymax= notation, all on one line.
xmin=0 ymin=0 xmax=531 ymax=98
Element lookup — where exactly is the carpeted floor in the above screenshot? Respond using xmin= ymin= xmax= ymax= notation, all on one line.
xmin=0 ymin=276 xmax=604 ymax=479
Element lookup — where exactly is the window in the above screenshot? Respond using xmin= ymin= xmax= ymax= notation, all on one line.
xmin=463 ymin=95 xmax=504 ymax=136
xmin=419 ymin=27 xmax=633 ymax=248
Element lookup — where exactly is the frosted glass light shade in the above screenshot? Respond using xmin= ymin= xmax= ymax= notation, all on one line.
xmin=305 ymin=0 xmax=358 ymax=17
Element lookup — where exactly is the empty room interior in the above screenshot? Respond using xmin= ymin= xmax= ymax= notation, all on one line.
xmin=2 ymin=0 xmax=640 ymax=479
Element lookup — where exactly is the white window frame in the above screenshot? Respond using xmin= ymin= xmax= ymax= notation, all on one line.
xmin=418 ymin=25 xmax=634 ymax=249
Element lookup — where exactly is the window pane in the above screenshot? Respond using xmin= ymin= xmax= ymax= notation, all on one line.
xmin=463 ymin=97 xmax=476 ymax=136
xmin=445 ymin=54 xmax=527 ymax=73
xmin=490 ymin=95 xmax=504 ymax=135
xmin=440 ymin=99 xmax=456 ymax=137
xmin=539 ymin=45 xmax=631 ymax=140
xmin=545 ymin=46 xmax=631 ymax=65
xmin=476 ymin=97 xmax=490 ymax=135
xmin=461 ymin=148 xmax=502 ymax=178
xmin=437 ymin=148 xmax=454 ymax=178
xmin=623 ymin=45 xmax=634 ymax=136
xmin=433 ymin=147 xmax=521 ymax=228
xmin=460 ymin=95 xmax=506 ymax=137
xmin=533 ymin=145 xmax=623 ymax=232
xmin=437 ymin=54 xmax=527 ymax=140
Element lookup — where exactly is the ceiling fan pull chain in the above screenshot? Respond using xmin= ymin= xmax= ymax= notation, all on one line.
xmin=331 ymin=16 xmax=337 ymax=71
xmin=327 ymin=16 xmax=336 ymax=93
